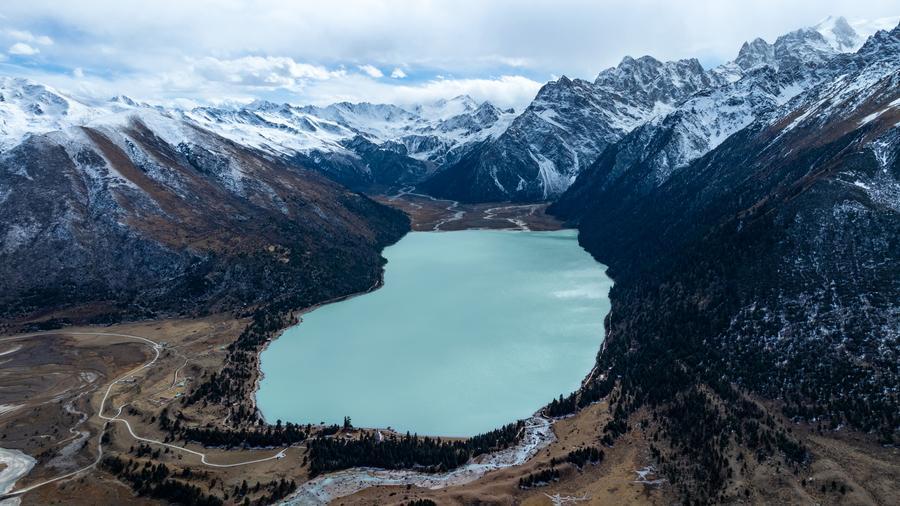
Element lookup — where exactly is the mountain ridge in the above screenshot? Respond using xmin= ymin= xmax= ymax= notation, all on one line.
xmin=418 ymin=16 xmax=876 ymax=202
xmin=0 ymin=106 xmax=410 ymax=319
xmin=547 ymin=19 xmax=900 ymax=501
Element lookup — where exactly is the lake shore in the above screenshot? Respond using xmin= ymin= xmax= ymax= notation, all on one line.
xmin=255 ymin=229 xmax=612 ymax=436
xmin=285 ymin=415 xmax=556 ymax=504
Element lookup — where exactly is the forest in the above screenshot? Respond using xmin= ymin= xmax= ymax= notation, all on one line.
xmin=159 ymin=408 xmax=308 ymax=448
xmin=101 ymin=456 xmax=223 ymax=506
xmin=308 ymin=421 xmax=524 ymax=475
xmin=553 ymin=446 xmax=605 ymax=469
xmin=518 ymin=467 xmax=560 ymax=489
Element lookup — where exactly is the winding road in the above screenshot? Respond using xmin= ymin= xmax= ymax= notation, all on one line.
xmin=0 ymin=331 xmax=288 ymax=500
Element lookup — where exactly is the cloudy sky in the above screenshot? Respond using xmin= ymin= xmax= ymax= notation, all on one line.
xmin=0 ymin=0 xmax=897 ymax=109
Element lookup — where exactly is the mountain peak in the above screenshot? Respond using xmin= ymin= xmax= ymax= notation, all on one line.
xmin=856 ymin=19 xmax=900 ymax=59
xmin=594 ymin=54 xmax=710 ymax=104
xmin=412 ymin=94 xmax=481 ymax=121
xmin=616 ymin=55 xmax=662 ymax=69
xmin=245 ymin=99 xmax=287 ymax=112
xmin=109 ymin=95 xmax=140 ymax=108
xmin=769 ymin=24 xmax=837 ymax=69
xmin=449 ymin=94 xmax=477 ymax=103
xmin=735 ymin=37 xmax=775 ymax=70
xmin=814 ymin=15 xmax=861 ymax=52
xmin=556 ymin=74 xmax=573 ymax=85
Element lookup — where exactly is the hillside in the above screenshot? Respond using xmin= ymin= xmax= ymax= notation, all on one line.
xmin=0 ymin=107 xmax=409 ymax=320
xmin=549 ymin=20 xmax=900 ymax=502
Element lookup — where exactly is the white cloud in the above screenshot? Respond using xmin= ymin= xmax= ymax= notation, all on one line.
xmin=357 ymin=64 xmax=383 ymax=78
xmin=4 ymin=0 xmax=895 ymax=77
xmin=5 ymin=29 xmax=52 ymax=45
xmin=191 ymin=56 xmax=343 ymax=89
xmin=8 ymin=42 xmax=38 ymax=55
xmin=298 ymin=74 xmax=542 ymax=110
xmin=72 ymin=67 xmax=84 ymax=78
xmin=0 ymin=0 xmax=897 ymax=108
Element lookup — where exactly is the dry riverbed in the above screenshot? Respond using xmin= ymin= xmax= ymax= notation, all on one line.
xmin=373 ymin=189 xmax=564 ymax=232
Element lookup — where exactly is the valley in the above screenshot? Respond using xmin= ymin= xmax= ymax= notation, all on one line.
xmin=3 ymin=314 xmax=895 ymax=505
xmin=0 ymin=7 xmax=898 ymax=506
xmin=0 ymin=222 xmax=617 ymax=504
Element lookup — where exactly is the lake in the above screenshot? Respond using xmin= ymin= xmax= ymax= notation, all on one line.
xmin=256 ymin=229 xmax=612 ymax=437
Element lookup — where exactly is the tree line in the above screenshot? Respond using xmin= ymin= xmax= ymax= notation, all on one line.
xmin=518 ymin=468 xmax=560 ymax=489
xmin=553 ymin=446 xmax=605 ymax=468
xmin=308 ymin=421 xmax=524 ymax=476
xmin=101 ymin=456 xmax=223 ymax=506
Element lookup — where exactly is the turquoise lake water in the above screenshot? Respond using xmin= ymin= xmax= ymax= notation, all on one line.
xmin=256 ymin=229 xmax=612 ymax=437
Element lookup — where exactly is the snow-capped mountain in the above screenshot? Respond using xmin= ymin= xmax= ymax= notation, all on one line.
xmin=0 ymin=77 xmax=107 ymax=151
xmin=0 ymin=79 xmax=515 ymax=190
xmin=557 ymin=19 xmax=875 ymax=201
xmin=0 ymin=16 xmax=892 ymax=204
xmin=0 ymin=101 xmax=409 ymax=316
xmin=420 ymin=56 xmax=717 ymax=202
xmin=421 ymin=16 xmax=878 ymax=203
xmin=551 ymin=23 xmax=900 ymax=498
xmin=166 ymin=95 xmax=514 ymax=189
xmin=816 ymin=15 xmax=864 ymax=52
xmin=185 ymin=94 xmax=515 ymax=174
xmin=557 ymin=18 xmax=900 ymax=227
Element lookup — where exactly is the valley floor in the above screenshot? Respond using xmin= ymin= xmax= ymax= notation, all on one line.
xmin=0 ymin=315 xmax=676 ymax=505
xmin=1 ymin=197 xmax=898 ymax=505
xmin=1 ymin=312 xmax=899 ymax=505
xmin=373 ymin=189 xmax=564 ymax=232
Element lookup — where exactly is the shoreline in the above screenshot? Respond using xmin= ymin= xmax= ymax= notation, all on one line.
xmin=252 ymin=269 xmax=388 ymax=426
xmin=0 ymin=220 xmax=616 ymax=503
xmin=283 ymin=414 xmax=557 ymax=505
xmin=252 ymin=226 xmax=605 ymax=438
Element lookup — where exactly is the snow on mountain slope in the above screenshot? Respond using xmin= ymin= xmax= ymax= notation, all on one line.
xmin=420 ymin=56 xmax=717 ymax=202
xmin=1 ymin=14 xmax=893 ymax=202
xmin=712 ymin=16 xmax=863 ymax=82
xmin=639 ymin=66 xmax=810 ymax=185
xmin=550 ymin=26 xmax=900 ymax=489
xmin=560 ymin=19 xmax=900 ymax=217
xmin=0 ymin=77 xmax=109 ymax=151
xmin=401 ymin=99 xmax=517 ymax=164
xmin=593 ymin=34 xmax=857 ymax=191
xmin=554 ymin=17 xmax=900 ymax=221
xmin=412 ymin=95 xmax=480 ymax=121
xmin=0 ymin=79 xmax=515 ymax=190
xmin=766 ymin=23 xmax=900 ymax=152
xmin=184 ymin=102 xmax=357 ymax=155
xmin=185 ymin=95 xmax=515 ymax=162
xmin=421 ymin=16 xmax=882 ymax=203
xmin=0 ymin=99 xmax=410 ymax=316
xmin=815 ymin=16 xmax=863 ymax=52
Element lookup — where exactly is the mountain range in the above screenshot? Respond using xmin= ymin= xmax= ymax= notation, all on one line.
xmin=0 ymin=16 xmax=888 ymax=205
xmin=423 ymin=16 xmax=883 ymax=201
xmin=1 ymin=81 xmax=516 ymax=190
